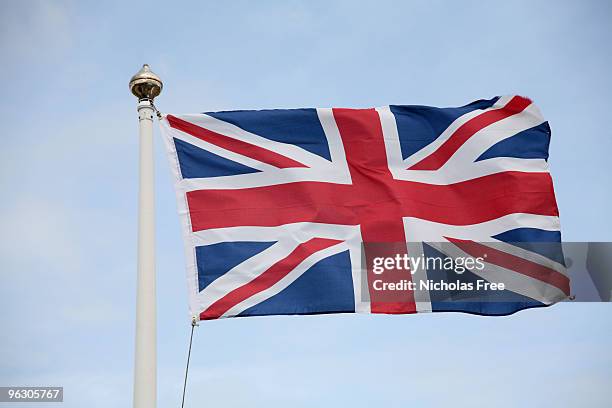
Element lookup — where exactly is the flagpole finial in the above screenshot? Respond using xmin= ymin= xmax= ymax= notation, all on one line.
xmin=129 ymin=64 xmax=163 ymax=101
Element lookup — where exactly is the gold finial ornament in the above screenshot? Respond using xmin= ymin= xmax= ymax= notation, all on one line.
xmin=129 ymin=64 xmax=163 ymax=100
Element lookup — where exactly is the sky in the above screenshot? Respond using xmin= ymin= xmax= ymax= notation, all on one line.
xmin=0 ymin=0 xmax=611 ymax=407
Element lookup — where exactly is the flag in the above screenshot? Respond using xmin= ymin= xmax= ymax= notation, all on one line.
xmin=160 ymin=96 xmax=569 ymax=320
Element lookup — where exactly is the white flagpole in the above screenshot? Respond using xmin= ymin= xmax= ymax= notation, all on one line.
xmin=129 ymin=64 xmax=163 ymax=408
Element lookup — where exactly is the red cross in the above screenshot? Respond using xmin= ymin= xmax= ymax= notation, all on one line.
xmin=167 ymin=104 xmax=559 ymax=319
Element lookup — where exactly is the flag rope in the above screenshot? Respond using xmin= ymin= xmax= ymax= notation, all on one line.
xmin=180 ymin=318 xmax=198 ymax=408
xmin=150 ymin=99 xmax=164 ymax=120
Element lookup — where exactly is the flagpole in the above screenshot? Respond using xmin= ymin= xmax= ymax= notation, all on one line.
xmin=129 ymin=64 xmax=163 ymax=408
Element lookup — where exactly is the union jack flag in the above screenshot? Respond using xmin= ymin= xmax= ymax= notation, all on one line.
xmin=160 ymin=96 xmax=569 ymax=321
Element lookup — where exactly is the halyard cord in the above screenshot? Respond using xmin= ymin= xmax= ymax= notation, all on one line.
xmin=181 ymin=318 xmax=198 ymax=408
xmin=150 ymin=100 xmax=163 ymax=120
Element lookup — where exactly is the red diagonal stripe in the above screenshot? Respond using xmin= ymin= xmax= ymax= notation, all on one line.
xmin=447 ymin=238 xmax=570 ymax=295
xmin=200 ymin=238 xmax=343 ymax=320
xmin=167 ymin=115 xmax=308 ymax=169
xmin=408 ymin=96 xmax=532 ymax=170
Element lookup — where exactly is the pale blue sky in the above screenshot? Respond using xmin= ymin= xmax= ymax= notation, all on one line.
xmin=0 ymin=1 xmax=611 ymax=407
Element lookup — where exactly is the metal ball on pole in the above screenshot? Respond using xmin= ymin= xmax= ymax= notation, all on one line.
xmin=129 ymin=64 xmax=162 ymax=408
